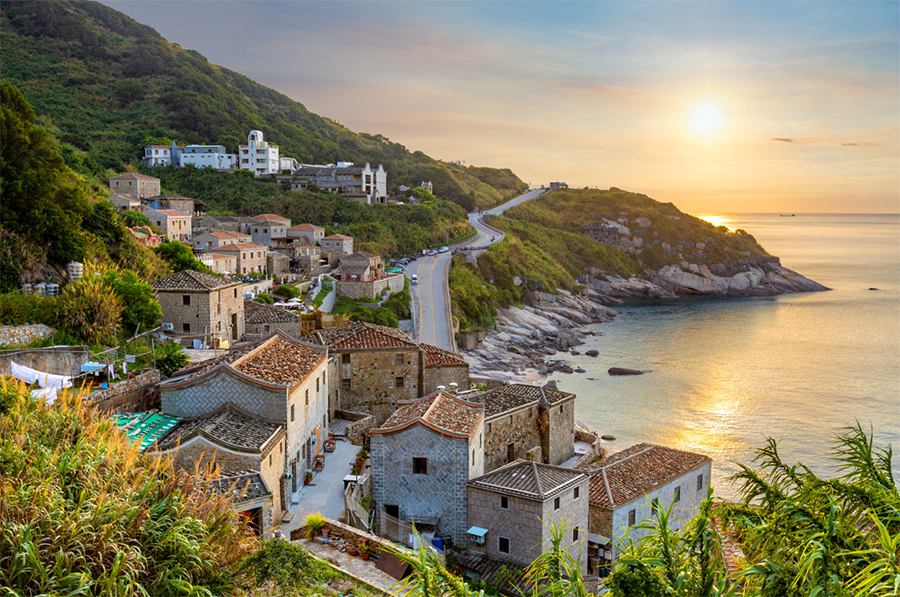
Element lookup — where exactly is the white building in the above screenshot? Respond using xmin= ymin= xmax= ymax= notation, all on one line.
xmin=588 ymin=444 xmax=712 ymax=568
xmin=290 ymin=163 xmax=388 ymax=205
xmin=180 ymin=145 xmax=237 ymax=170
xmin=239 ymin=130 xmax=280 ymax=176
xmin=142 ymin=144 xmax=182 ymax=167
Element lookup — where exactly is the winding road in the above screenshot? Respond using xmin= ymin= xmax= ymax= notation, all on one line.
xmin=409 ymin=188 xmax=546 ymax=351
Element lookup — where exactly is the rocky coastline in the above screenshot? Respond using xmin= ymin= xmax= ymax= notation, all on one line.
xmin=462 ymin=260 xmax=828 ymax=382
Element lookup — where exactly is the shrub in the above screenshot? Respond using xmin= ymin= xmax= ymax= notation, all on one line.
xmin=273 ymin=284 xmax=302 ymax=299
xmin=155 ymin=341 xmax=190 ymax=377
xmin=56 ymin=277 xmax=123 ymax=344
xmin=374 ymin=306 xmax=399 ymax=328
xmin=304 ymin=512 xmax=326 ymax=538
xmin=255 ymin=292 xmax=274 ymax=304
xmin=100 ymin=269 xmax=162 ymax=334
xmin=0 ymin=293 xmax=56 ymax=327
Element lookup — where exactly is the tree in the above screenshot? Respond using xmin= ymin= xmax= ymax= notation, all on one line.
xmin=122 ymin=210 xmax=154 ymax=229
xmin=100 ymin=269 xmax=162 ymax=334
xmin=83 ymin=201 xmax=125 ymax=246
xmin=154 ymin=240 xmax=211 ymax=273
xmin=55 ymin=277 xmax=124 ymax=345
xmin=410 ymin=187 xmax=435 ymax=201
xmin=374 ymin=306 xmax=399 ymax=328
xmin=155 ymin=341 xmax=190 ymax=377
xmin=255 ymin=292 xmax=274 ymax=305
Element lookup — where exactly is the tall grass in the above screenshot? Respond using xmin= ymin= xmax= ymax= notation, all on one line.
xmin=0 ymin=380 xmax=256 ymax=596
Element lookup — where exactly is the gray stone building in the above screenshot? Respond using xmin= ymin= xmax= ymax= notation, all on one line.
xmin=198 ymin=216 xmax=243 ymax=232
xmin=105 ymin=193 xmax=142 ymax=213
xmin=588 ymin=444 xmax=712 ymax=566
xmin=152 ymin=403 xmax=286 ymax=535
xmin=145 ymin=208 xmax=192 ymax=243
xmin=109 ymin=172 xmax=160 ymax=200
xmin=159 ymin=332 xmax=330 ymax=507
xmin=371 ymin=391 xmax=484 ymax=546
xmin=267 ymin=251 xmax=290 ymax=277
xmin=466 ymin=461 xmax=589 ymax=572
xmin=216 ymin=242 xmax=268 ymax=275
xmin=244 ymin=299 xmax=302 ymax=338
xmin=321 ymin=234 xmax=353 ymax=253
xmin=421 ymin=343 xmax=471 ymax=395
xmin=193 ymin=230 xmax=252 ymax=251
xmin=339 ymin=251 xmax=384 ymax=282
xmin=287 ymin=223 xmax=325 ymax=245
xmin=467 ymin=384 xmax=576 ymax=473
xmin=150 ymin=271 xmax=245 ymax=347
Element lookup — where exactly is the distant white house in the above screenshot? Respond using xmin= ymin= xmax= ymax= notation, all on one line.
xmin=290 ymin=162 xmax=388 ymax=205
xmin=239 ymin=130 xmax=280 ymax=176
xmin=180 ymin=145 xmax=236 ymax=170
xmin=142 ymin=143 xmax=183 ymax=167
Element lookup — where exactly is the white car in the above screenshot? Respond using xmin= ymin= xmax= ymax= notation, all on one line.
xmin=439 ymin=246 xmax=449 ymax=253
xmin=411 ymin=274 xmax=418 ymax=285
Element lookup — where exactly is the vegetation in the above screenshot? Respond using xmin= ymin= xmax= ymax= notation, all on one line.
xmin=273 ymin=284 xmax=303 ymax=299
xmin=154 ymin=239 xmax=211 ymax=273
xmin=332 ymin=279 xmax=410 ymax=327
xmin=155 ymin=341 xmax=190 ymax=377
xmin=240 ymin=539 xmax=340 ymax=594
xmin=0 ymin=1 xmax=527 ymax=210
xmin=303 ymin=513 xmax=327 ymax=538
xmin=255 ymin=292 xmax=274 ymax=305
xmin=99 ymin=268 xmax=162 ymax=334
xmin=0 ymin=382 xmax=255 ymax=595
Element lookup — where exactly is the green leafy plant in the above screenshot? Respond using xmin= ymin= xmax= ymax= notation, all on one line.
xmin=255 ymin=292 xmax=274 ymax=304
xmin=304 ymin=512 xmax=326 ymax=538
xmin=155 ymin=340 xmax=190 ymax=377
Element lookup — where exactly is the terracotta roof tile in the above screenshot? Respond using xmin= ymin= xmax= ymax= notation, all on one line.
xmin=421 ymin=343 xmax=467 ymax=367
xmin=216 ymin=242 xmax=268 ymax=251
xmin=150 ymin=270 xmax=238 ymax=291
xmin=374 ymin=391 xmax=483 ymax=438
xmin=588 ymin=444 xmax=711 ymax=509
xmin=323 ymin=234 xmax=352 ymax=240
xmin=469 ymin=460 xmax=587 ymax=501
xmin=153 ymin=208 xmax=191 ymax=217
xmin=291 ymin=223 xmax=324 ymax=231
xmin=467 ymin=384 xmax=574 ymax=418
xmin=252 ymin=214 xmax=289 ymax=223
xmin=232 ymin=335 xmax=325 ymax=388
xmin=308 ymin=322 xmax=417 ymax=350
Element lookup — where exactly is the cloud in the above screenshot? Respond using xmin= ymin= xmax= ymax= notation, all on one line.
xmin=773 ymin=138 xmax=796 ymax=143
xmin=841 ymin=142 xmax=877 ymax=147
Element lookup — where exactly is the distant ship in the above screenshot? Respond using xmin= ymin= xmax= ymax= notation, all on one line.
xmin=780 ymin=214 xmax=796 ymax=217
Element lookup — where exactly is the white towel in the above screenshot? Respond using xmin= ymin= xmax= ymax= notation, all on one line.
xmin=10 ymin=361 xmax=39 ymax=384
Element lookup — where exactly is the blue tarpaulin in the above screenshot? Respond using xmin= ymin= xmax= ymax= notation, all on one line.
xmin=81 ymin=362 xmax=105 ymax=373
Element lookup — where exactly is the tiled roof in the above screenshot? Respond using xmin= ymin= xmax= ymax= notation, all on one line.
xmin=146 ymin=194 xmax=199 ymax=203
xmin=157 ymin=404 xmax=283 ymax=453
xmin=374 ymin=391 xmax=483 ymax=438
xmin=232 ymin=334 xmax=325 ymax=388
xmin=467 ymin=384 xmax=574 ymax=418
xmin=203 ymin=231 xmax=248 ymax=239
xmin=208 ymin=470 xmax=270 ymax=503
xmin=208 ymin=216 xmax=241 ymax=224
xmin=342 ymin=251 xmax=378 ymax=261
xmin=323 ymin=234 xmax=352 ymax=240
xmin=244 ymin=299 xmax=301 ymax=324
xmin=208 ymin=253 xmax=234 ymax=261
xmin=307 ymin=322 xmax=417 ymax=350
xmin=111 ymin=172 xmax=159 ymax=181
xmin=420 ymin=344 xmax=467 ymax=367
xmin=150 ymin=270 xmax=238 ymax=291
xmin=216 ymin=242 xmax=268 ymax=251
xmin=153 ymin=208 xmax=191 ymax=217
xmin=252 ymin=214 xmax=289 ymax=223
xmin=469 ymin=460 xmax=588 ymax=501
xmin=588 ymin=444 xmax=711 ymax=509
xmin=291 ymin=223 xmax=325 ymax=231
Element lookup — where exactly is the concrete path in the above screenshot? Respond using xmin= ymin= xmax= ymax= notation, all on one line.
xmin=282 ymin=438 xmax=359 ymax=537
xmin=300 ymin=537 xmax=409 ymax=595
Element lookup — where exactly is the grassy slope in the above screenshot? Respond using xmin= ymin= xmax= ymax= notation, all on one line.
xmin=0 ymin=1 xmax=526 ymax=209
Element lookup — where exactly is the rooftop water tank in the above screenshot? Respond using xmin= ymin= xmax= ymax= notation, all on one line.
xmin=45 ymin=283 xmax=59 ymax=297
xmin=67 ymin=261 xmax=84 ymax=282
xmin=20 ymin=284 xmax=32 ymax=294
xmin=33 ymin=283 xmax=46 ymax=296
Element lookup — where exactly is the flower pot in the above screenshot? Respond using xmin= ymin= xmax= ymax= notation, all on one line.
xmin=348 ymin=549 xmax=358 ymax=556
xmin=361 ymin=553 xmax=370 ymax=561
xmin=321 ymin=528 xmax=329 ymax=538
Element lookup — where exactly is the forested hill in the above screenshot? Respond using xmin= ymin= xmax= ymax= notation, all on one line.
xmin=0 ymin=1 xmax=526 ymax=209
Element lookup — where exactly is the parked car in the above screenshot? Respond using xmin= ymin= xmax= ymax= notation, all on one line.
xmin=411 ymin=274 xmax=418 ymax=285
xmin=439 ymin=246 xmax=449 ymax=253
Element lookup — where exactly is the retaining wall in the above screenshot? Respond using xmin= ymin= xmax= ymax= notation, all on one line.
xmin=88 ymin=370 xmax=162 ymax=414
xmin=0 ymin=324 xmax=56 ymax=347
xmin=0 ymin=345 xmax=91 ymax=377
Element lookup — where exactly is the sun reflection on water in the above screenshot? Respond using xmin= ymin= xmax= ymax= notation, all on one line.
xmin=696 ymin=214 xmax=731 ymax=229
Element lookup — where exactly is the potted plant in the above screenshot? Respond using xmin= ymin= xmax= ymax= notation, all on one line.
xmin=359 ymin=541 xmax=371 ymax=561
xmin=304 ymin=471 xmax=313 ymax=485
xmin=347 ymin=541 xmax=359 ymax=557
xmin=304 ymin=512 xmax=326 ymax=539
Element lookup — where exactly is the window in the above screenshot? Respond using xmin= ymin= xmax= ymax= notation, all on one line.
xmin=341 ymin=379 xmax=350 ymax=390
xmin=316 ymin=377 xmax=320 ymax=391
xmin=396 ymin=377 xmax=405 ymax=388
xmin=498 ymin=537 xmax=510 ymax=554
xmin=218 ymin=304 xmax=222 ymax=315
xmin=290 ymin=405 xmax=295 ymax=422
xmin=486 ymin=423 xmax=491 ymax=434
xmin=674 ymin=486 xmax=681 ymax=503
xmin=573 ymin=527 xmax=580 ymax=542
xmin=628 ymin=510 xmax=636 ymax=526
xmin=268 ymin=454 xmax=272 ymax=466
xmin=472 ymin=450 xmax=475 ymax=465
xmin=651 ymin=497 xmax=660 ymax=515
xmin=697 ymin=474 xmax=704 ymax=491
xmin=413 ymin=458 xmax=428 ymax=474
xmin=507 ymin=443 xmax=515 ymax=462
xmin=234 ymin=289 xmax=238 ymax=298
xmin=396 ymin=353 xmax=404 ymax=365
xmin=182 ymin=295 xmax=191 ymax=306
xmin=183 ymin=323 xmax=191 ymax=332
xmin=500 ymin=496 xmax=509 ymax=510
xmin=305 ymin=389 xmax=309 ymax=405
xmin=574 ymin=486 xmax=580 ymax=500
xmin=554 ymin=497 xmax=560 ymax=510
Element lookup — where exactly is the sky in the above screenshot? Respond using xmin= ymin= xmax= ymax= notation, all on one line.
xmin=103 ymin=1 xmax=899 ymax=214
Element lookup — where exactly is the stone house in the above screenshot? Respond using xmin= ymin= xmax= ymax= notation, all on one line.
xmin=216 ymin=242 xmax=268 ymax=275
xmin=287 ymin=223 xmax=325 ymax=245
xmin=244 ymin=299 xmax=301 ymax=338
xmin=145 ymin=208 xmax=192 ymax=243
xmin=339 ymin=252 xmax=384 ymax=282
xmin=150 ymin=270 xmax=245 ymax=346
xmin=321 ymin=234 xmax=353 ymax=253
xmin=467 ymin=461 xmax=589 ymax=572
xmin=198 ymin=216 xmax=243 ymax=232
xmin=193 ymin=230 xmax=252 ymax=252
xmin=144 ymin=194 xmax=206 ymax=218
xmin=468 ymin=384 xmax=576 ymax=473
xmin=290 ymin=163 xmax=387 ymax=205
xmin=105 ymin=193 xmax=142 ymax=213
xmin=371 ymin=391 xmax=484 ymax=546
xmin=587 ymin=444 xmax=712 ymax=567
xmin=249 ymin=222 xmax=289 ymax=247
xmin=198 ymin=252 xmax=237 ymax=275
xmin=109 ymin=172 xmax=160 ymax=200
xmin=152 ymin=403 xmax=286 ymax=535
xmin=159 ymin=331 xmax=330 ymax=507
xmin=267 ymin=251 xmax=290 ymax=277
xmin=420 ymin=343 xmax=471 ymax=395
xmin=307 ymin=322 xmax=422 ymax=423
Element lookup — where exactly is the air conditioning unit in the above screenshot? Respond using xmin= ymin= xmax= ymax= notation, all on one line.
xmin=467 ymin=526 xmax=488 ymax=546
xmin=161 ymin=323 xmax=174 ymax=331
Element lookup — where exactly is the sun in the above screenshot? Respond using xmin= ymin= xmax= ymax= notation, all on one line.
xmin=692 ymin=103 xmax=722 ymax=133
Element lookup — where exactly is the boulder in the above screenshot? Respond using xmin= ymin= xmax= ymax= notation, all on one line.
xmin=585 ymin=350 xmax=599 ymax=357
xmin=608 ymin=367 xmax=643 ymax=376
xmin=635 ymin=217 xmax=652 ymax=228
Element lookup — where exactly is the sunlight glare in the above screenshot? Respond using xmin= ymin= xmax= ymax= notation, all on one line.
xmin=697 ymin=214 xmax=730 ymax=229
xmin=693 ymin=103 xmax=722 ymax=133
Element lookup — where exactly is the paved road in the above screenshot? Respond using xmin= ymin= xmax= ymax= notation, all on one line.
xmin=408 ymin=188 xmax=546 ymax=351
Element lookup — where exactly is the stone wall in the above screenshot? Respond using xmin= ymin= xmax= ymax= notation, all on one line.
xmin=0 ymin=344 xmax=90 ymax=377
xmin=371 ymin=424 xmax=472 ymax=546
xmin=338 ymin=273 xmax=405 ymax=301
xmin=156 ymin=283 xmax=244 ymax=345
xmin=161 ymin=366 xmax=287 ymax=421
xmin=484 ymin=404 xmax=542 ymax=473
xmin=335 ymin=409 xmax=376 ymax=446
xmin=0 ymin=324 xmax=56 ymax=347
xmin=88 ymin=370 xmax=161 ymax=414
xmin=467 ymin=488 xmax=547 ymax=566
xmin=546 ymin=397 xmax=576 ymax=466
xmin=245 ymin=320 xmax=302 ymax=339
xmin=336 ymin=347 xmax=421 ymax=424
xmin=422 ymin=363 xmax=470 ymax=395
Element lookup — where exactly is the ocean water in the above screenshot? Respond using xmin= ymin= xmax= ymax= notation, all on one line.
xmin=554 ymin=214 xmax=900 ymax=498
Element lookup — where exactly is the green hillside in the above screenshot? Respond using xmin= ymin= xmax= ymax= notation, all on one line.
xmin=0 ymin=0 xmax=527 ymax=209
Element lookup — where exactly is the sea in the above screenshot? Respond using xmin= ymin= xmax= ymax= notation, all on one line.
xmin=554 ymin=214 xmax=900 ymax=499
